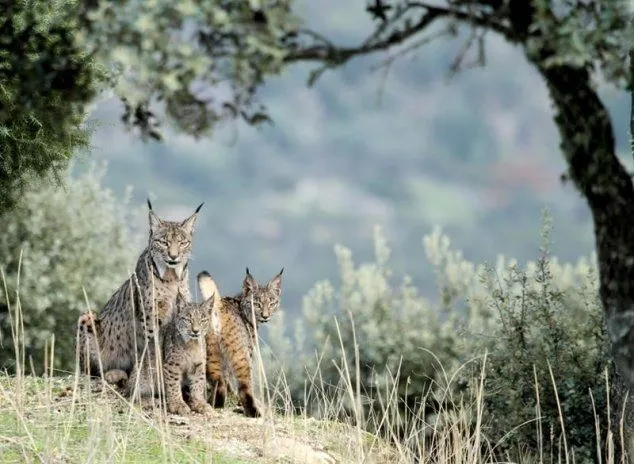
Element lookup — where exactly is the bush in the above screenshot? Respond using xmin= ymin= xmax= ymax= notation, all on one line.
xmin=0 ymin=164 xmax=141 ymax=374
xmin=264 ymin=213 xmax=613 ymax=461
xmin=264 ymin=225 xmax=483 ymax=427
xmin=467 ymin=216 xmax=609 ymax=462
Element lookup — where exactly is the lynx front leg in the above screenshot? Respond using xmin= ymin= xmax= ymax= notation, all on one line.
xmin=124 ymin=350 xmax=160 ymax=400
xmin=188 ymin=362 xmax=214 ymax=416
xmin=164 ymin=364 xmax=190 ymax=416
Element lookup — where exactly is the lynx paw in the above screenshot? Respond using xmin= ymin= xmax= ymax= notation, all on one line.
xmin=190 ymin=400 xmax=214 ymax=417
xmin=243 ymin=400 xmax=261 ymax=418
xmin=167 ymin=402 xmax=191 ymax=416
xmin=104 ymin=369 xmax=128 ymax=386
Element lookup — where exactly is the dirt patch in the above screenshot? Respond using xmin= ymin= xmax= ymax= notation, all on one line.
xmin=75 ymin=377 xmax=348 ymax=463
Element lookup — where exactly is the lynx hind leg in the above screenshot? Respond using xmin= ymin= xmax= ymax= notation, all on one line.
xmin=104 ymin=369 xmax=128 ymax=387
xmin=124 ymin=363 xmax=146 ymax=400
xmin=209 ymin=375 xmax=227 ymax=409
xmin=76 ymin=311 xmax=100 ymax=376
xmin=124 ymin=355 xmax=160 ymax=401
xmin=232 ymin=353 xmax=260 ymax=418
xmin=237 ymin=380 xmax=260 ymax=418
xmin=123 ymin=363 xmax=139 ymax=399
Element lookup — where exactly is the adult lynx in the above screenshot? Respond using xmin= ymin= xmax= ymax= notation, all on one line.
xmin=76 ymin=199 xmax=203 ymax=396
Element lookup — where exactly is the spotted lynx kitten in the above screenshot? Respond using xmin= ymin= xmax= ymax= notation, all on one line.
xmin=162 ymin=291 xmax=216 ymax=416
xmin=198 ymin=268 xmax=283 ymax=417
xmin=76 ymin=199 xmax=203 ymax=397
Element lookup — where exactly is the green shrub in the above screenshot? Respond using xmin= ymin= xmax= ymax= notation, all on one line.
xmin=264 ymin=213 xmax=613 ymax=461
xmin=264 ymin=225 xmax=481 ymax=428
xmin=467 ymin=216 xmax=609 ymax=462
xmin=0 ymin=164 xmax=141 ymax=374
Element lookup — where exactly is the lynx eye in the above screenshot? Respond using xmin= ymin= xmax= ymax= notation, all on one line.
xmin=181 ymin=240 xmax=191 ymax=248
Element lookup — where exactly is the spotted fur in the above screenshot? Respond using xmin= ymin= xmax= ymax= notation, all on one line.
xmin=162 ymin=291 xmax=215 ymax=416
xmin=76 ymin=199 xmax=203 ymax=398
xmin=198 ymin=267 xmax=283 ymax=417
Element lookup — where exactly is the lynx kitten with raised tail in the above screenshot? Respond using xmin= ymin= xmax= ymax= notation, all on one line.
xmin=198 ymin=268 xmax=283 ymax=417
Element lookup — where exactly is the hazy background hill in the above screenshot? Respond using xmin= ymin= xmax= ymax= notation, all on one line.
xmin=74 ymin=0 xmax=631 ymax=320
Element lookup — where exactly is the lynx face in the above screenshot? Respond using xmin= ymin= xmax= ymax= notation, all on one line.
xmin=147 ymin=200 xmax=203 ymax=280
xmin=240 ymin=268 xmax=283 ymax=323
xmin=174 ymin=293 xmax=213 ymax=342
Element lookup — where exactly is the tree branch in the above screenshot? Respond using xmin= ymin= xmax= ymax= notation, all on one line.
xmin=284 ymin=2 xmax=512 ymax=66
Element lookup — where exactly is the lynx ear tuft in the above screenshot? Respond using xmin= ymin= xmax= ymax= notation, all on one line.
xmin=269 ymin=269 xmax=283 ymax=294
xmin=243 ymin=267 xmax=257 ymax=293
xmin=181 ymin=203 xmax=203 ymax=234
xmin=148 ymin=199 xmax=162 ymax=233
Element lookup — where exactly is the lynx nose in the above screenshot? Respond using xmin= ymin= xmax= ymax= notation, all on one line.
xmin=165 ymin=251 xmax=180 ymax=266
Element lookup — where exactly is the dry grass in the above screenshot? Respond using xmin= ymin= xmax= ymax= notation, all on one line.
xmin=0 ymin=372 xmax=397 ymax=463
xmin=0 ymin=262 xmax=400 ymax=464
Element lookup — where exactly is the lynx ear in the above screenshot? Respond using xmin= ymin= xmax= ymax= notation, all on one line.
xmin=197 ymin=271 xmax=219 ymax=301
xmin=181 ymin=202 xmax=203 ymax=235
xmin=268 ymin=268 xmax=283 ymax=295
xmin=243 ymin=267 xmax=258 ymax=293
xmin=148 ymin=198 xmax=162 ymax=234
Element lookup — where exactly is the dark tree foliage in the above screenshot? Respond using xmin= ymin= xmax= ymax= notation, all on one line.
xmin=0 ymin=0 xmax=102 ymax=214
xmin=0 ymin=0 xmax=299 ymax=213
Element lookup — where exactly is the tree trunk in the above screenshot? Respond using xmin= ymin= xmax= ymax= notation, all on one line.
xmin=537 ymin=61 xmax=634 ymax=459
xmin=610 ymin=361 xmax=634 ymax=462
xmin=631 ymin=49 xmax=634 ymax=163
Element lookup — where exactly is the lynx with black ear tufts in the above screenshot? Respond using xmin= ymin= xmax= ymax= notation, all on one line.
xmin=199 ymin=267 xmax=284 ymax=417
xmin=75 ymin=199 xmax=206 ymax=401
